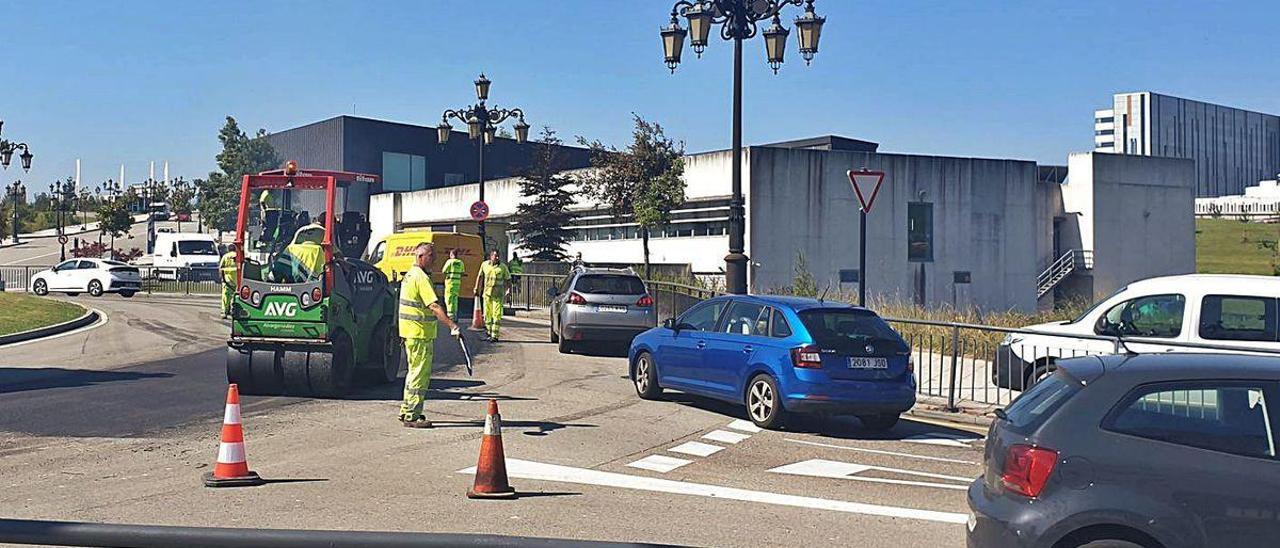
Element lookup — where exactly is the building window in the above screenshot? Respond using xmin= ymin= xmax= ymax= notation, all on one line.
xmin=907 ymin=202 xmax=933 ymax=262
xmin=1095 ymin=116 xmax=1114 ymax=124
xmin=382 ymin=152 xmax=427 ymax=192
xmin=1095 ymin=129 xmax=1114 ymax=136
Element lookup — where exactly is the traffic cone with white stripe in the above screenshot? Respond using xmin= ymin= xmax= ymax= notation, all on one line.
xmin=203 ymin=384 xmax=265 ymax=488
xmin=466 ymin=399 xmax=516 ymax=499
xmin=470 ymin=296 xmax=485 ymax=330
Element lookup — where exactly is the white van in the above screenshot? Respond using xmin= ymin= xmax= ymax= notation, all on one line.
xmin=150 ymin=232 xmax=221 ymax=281
xmin=995 ymin=274 xmax=1280 ymax=389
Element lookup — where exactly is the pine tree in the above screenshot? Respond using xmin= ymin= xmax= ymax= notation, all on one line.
xmin=513 ymin=128 xmax=576 ymax=262
xmin=197 ymin=116 xmax=281 ymax=235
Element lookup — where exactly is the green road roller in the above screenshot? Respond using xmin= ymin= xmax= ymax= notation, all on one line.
xmin=225 ymin=162 xmax=400 ymax=397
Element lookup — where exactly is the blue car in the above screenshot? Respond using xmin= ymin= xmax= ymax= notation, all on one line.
xmin=628 ymin=295 xmax=916 ymax=430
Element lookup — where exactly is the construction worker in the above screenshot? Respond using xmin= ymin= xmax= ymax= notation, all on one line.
xmin=441 ymin=248 xmax=466 ymax=321
xmin=507 ymin=251 xmax=524 ymax=304
xmin=474 ymin=249 xmax=511 ymax=342
xmin=219 ymin=242 xmax=238 ymax=319
xmin=398 ymin=242 xmax=462 ymax=428
xmin=285 ymin=223 xmax=326 ymax=281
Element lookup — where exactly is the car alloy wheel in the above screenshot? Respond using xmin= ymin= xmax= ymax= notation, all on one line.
xmin=88 ymin=280 xmax=103 ymax=297
xmin=33 ymin=279 xmax=48 ymax=296
xmin=635 ymin=356 xmax=650 ymax=393
xmin=748 ymin=378 xmax=775 ymax=424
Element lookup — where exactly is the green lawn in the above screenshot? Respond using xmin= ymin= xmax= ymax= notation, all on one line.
xmin=0 ymin=293 xmax=86 ymax=336
xmin=1196 ymin=218 xmax=1280 ymax=275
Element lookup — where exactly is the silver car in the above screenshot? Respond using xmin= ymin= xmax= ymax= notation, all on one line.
xmin=549 ymin=267 xmax=656 ymax=353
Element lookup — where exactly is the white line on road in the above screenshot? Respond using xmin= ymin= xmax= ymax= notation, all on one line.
xmin=0 ymin=308 xmax=109 ymax=350
xmin=768 ymin=458 xmax=967 ymax=483
xmin=668 ymin=441 xmax=724 ymax=457
xmin=702 ymin=430 xmax=751 ymax=444
xmin=783 ymin=438 xmax=979 ymax=466
xmin=9 ymin=250 xmax=60 ymax=264
xmin=459 ymin=459 xmax=968 ymax=524
xmin=903 ymin=434 xmax=980 ymax=448
xmin=726 ymin=419 xmax=762 ymax=433
xmin=626 ymin=455 xmax=692 ymax=473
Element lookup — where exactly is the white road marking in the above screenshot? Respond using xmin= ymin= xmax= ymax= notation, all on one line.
xmin=783 ymin=438 xmax=979 ymax=466
xmin=702 ymin=430 xmax=751 ymax=444
xmin=626 ymin=455 xmax=692 ymax=473
xmin=459 ymin=459 xmax=968 ymax=524
xmin=903 ymin=434 xmax=980 ymax=448
xmin=10 ymin=251 xmax=60 ymax=264
xmin=668 ymin=441 xmax=724 ymax=457
xmin=0 ymin=308 xmax=109 ymax=350
xmin=771 ymin=459 xmax=974 ymax=484
xmin=727 ymin=419 xmax=762 ymax=433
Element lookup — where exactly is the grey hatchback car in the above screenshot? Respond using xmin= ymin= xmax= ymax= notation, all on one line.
xmin=968 ymin=353 xmax=1280 ymax=548
xmin=549 ymin=267 xmax=656 ymax=353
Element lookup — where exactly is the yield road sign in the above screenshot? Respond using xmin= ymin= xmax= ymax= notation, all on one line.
xmin=470 ymin=201 xmax=490 ymax=222
xmin=847 ymin=170 xmax=886 ymax=213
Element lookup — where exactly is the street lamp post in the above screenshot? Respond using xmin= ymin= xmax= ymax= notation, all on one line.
xmin=140 ymin=178 xmax=165 ymax=255
xmin=661 ymin=0 xmax=826 ymax=294
xmin=5 ymin=181 xmax=24 ymax=244
xmin=437 ymin=74 xmax=531 ymax=255
xmin=52 ymin=179 xmax=77 ymax=261
xmin=98 ymin=179 xmax=122 ymax=252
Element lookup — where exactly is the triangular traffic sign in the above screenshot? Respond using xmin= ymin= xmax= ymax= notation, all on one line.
xmin=847 ymin=169 xmax=886 ymax=213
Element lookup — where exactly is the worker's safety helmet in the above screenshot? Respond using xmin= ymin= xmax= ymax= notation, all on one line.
xmin=292 ymin=223 xmax=325 ymax=245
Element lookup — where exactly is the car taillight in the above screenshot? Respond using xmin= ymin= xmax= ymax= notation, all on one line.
xmin=636 ymin=295 xmax=654 ymax=307
xmin=567 ymin=292 xmax=586 ymax=305
xmin=1001 ymin=444 xmax=1058 ymax=498
xmin=311 ymin=287 xmax=322 ymax=302
xmin=240 ymin=286 xmax=251 ymax=300
xmin=791 ymin=344 xmax=823 ymax=369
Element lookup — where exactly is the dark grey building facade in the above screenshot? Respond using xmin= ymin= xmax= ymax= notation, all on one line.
xmin=266 ymin=115 xmax=593 ymax=195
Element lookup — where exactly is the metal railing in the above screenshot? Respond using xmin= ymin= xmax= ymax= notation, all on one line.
xmin=504 ymin=273 xmax=721 ymax=320
xmin=0 ymin=264 xmax=223 ymax=296
xmin=1036 ymin=249 xmax=1093 ymax=298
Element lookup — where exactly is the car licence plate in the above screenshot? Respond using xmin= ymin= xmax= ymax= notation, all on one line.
xmin=597 ymin=305 xmax=627 ymax=313
xmin=848 ymin=357 xmax=888 ymax=369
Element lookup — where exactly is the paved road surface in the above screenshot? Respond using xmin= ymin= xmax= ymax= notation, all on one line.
xmin=0 ymin=217 xmax=209 ymax=266
xmin=0 ymin=295 xmax=982 ymax=547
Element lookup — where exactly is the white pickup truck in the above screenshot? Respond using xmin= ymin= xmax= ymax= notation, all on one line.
xmin=149 ymin=232 xmax=221 ymax=281
xmin=995 ymin=274 xmax=1280 ymax=390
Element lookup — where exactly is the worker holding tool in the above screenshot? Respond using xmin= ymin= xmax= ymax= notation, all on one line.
xmin=219 ymin=242 xmax=238 ymax=319
xmin=474 ymin=249 xmax=511 ymax=342
xmin=442 ymin=248 xmax=466 ymax=321
xmin=398 ymin=242 xmax=463 ymax=428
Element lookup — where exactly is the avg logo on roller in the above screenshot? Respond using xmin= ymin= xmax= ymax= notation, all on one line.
xmin=264 ymin=301 xmax=299 ymax=317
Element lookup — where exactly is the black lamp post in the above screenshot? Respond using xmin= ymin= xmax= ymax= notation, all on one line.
xmin=5 ymin=181 xmax=24 ymax=244
xmin=437 ymin=74 xmax=531 ymax=254
xmin=97 ymin=179 xmax=122 ymax=251
xmin=51 ymin=179 xmax=77 ymax=261
xmin=661 ymin=0 xmax=826 ymax=294
xmin=0 ymin=120 xmax=35 ymax=173
xmin=140 ymin=178 xmax=165 ymax=254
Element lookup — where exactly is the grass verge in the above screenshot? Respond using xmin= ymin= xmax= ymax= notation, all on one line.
xmin=0 ymin=293 xmax=86 ymax=337
xmin=1196 ymin=218 xmax=1280 ymax=275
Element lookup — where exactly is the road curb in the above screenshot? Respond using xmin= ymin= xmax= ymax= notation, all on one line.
xmin=906 ymin=406 xmax=994 ymax=429
xmin=0 ymin=306 xmax=101 ymax=346
xmin=0 ymin=241 xmax=27 ymax=250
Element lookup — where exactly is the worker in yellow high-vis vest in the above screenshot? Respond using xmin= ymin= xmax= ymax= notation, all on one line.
xmin=219 ymin=242 xmax=238 ymax=319
xmin=398 ymin=242 xmax=462 ymax=428
xmin=474 ymin=249 xmax=511 ymax=342
xmin=507 ymin=251 xmax=524 ymax=304
xmin=441 ymin=248 xmax=465 ymax=321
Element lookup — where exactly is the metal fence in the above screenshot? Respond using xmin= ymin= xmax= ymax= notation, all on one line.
xmin=503 ymin=273 xmax=720 ymax=321
xmin=0 ymin=264 xmax=222 ymax=295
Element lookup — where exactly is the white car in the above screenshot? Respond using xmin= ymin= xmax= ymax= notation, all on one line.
xmin=995 ymin=274 xmax=1280 ymax=389
xmin=30 ymin=258 xmax=143 ymax=298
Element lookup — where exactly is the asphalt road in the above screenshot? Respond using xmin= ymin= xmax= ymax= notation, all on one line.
xmin=0 ymin=216 xmax=208 ymax=266
xmin=0 ymin=296 xmax=984 ymax=547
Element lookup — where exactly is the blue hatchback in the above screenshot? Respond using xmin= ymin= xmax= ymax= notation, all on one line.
xmin=628 ymin=295 xmax=916 ymax=430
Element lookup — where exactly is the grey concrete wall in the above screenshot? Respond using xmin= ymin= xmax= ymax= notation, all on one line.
xmin=746 ymin=147 xmax=1048 ymax=311
xmin=1072 ymin=152 xmax=1197 ymax=299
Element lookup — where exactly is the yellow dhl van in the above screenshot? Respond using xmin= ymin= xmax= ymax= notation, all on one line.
xmin=365 ymin=230 xmax=484 ymax=293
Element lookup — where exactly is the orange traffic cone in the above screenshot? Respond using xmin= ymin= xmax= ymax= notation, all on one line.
xmin=470 ymin=296 xmax=485 ymax=330
xmin=466 ymin=399 xmax=516 ymax=499
xmin=203 ymin=384 xmax=265 ymax=488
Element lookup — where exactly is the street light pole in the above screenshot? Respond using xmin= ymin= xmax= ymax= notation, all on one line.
xmin=5 ymin=181 xmax=24 ymax=244
xmin=438 ymin=74 xmax=531 ymax=256
xmin=661 ymin=0 xmax=826 ymax=294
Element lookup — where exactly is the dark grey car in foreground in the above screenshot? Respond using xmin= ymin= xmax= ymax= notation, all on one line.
xmin=968 ymin=353 xmax=1280 ymax=548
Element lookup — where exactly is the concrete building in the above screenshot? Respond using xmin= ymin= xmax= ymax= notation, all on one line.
xmin=1194 ymin=175 xmax=1280 ymax=218
xmin=371 ymin=136 xmax=1196 ymax=312
xmin=1093 ymin=91 xmax=1280 ymax=197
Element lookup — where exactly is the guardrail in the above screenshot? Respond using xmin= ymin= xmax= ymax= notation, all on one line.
xmin=504 ymin=273 xmax=720 ymax=321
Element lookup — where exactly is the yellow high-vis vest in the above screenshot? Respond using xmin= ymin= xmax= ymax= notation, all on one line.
xmin=398 ymin=265 xmax=439 ymax=339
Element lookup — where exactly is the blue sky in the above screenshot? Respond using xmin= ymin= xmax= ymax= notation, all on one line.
xmin=3 ymin=0 xmax=1278 ymax=193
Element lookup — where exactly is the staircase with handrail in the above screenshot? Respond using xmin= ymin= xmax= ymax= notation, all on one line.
xmin=1037 ymin=249 xmax=1093 ymax=298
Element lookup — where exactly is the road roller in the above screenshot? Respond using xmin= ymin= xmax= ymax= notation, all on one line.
xmin=225 ymin=162 xmax=399 ymax=397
